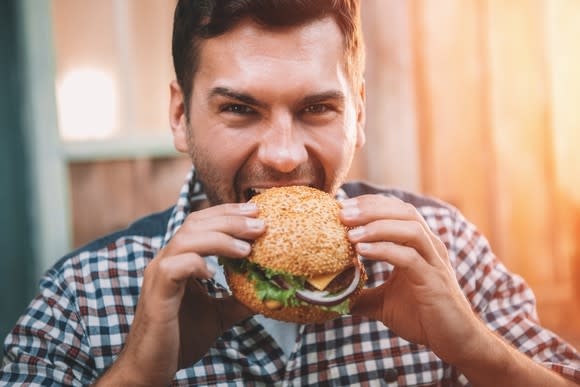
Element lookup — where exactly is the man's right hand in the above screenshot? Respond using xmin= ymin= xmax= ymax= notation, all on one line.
xmin=94 ymin=202 xmax=265 ymax=386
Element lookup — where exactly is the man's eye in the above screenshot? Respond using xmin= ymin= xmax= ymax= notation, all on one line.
xmin=221 ymin=104 xmax=256 ymax=115
xmin=303 ymin=104 xmax=331 ymax=114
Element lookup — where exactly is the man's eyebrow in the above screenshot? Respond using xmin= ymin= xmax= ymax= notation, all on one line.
xmin=208 ymin=87 xmax=266 ymax=108
xmin=301 ymin=90 xmax=345 ymax=106
xmin=208 ymin=87 xmax=345 ymax=108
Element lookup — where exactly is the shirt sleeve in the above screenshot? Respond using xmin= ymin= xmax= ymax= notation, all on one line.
xmin=1 ymin=272 xmax=98 ymax=385
xmin=449 ymin=210 xmax=580 ymax=383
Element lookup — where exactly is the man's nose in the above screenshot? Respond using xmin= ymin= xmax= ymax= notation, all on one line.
xmin=257 ymin=115 xmax=308 ymax=173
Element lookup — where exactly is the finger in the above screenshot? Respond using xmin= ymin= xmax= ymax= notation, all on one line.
xmin=186 ymin=202 xmax=260 ymax=222
xmin=164 ymin=231 xmax=254 ymax=259
xmin=355 ymin=241 xmax=431 ymax=285
xmin=341 ymin=195 xmax=450 ymax=266
xmin=340 ymin=195 xmax=413 ymax=224
xmin=148 ymin=253 xmax=214 ymax=299
xmin=166 ymin=212 xmax=266 ymax=258
xmin=348 ymin=219 xmax=442 ymax=266
xmin=181 ymin=214 xmax=266 ymax=240
xmin=340 ymin=195 xmax=430 ymax=231
xmin=431 ymin=236 xmax=451 ymax=268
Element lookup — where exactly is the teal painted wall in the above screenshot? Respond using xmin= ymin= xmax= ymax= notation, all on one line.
xmin=0 ymin=0 xmax=37 ymax=356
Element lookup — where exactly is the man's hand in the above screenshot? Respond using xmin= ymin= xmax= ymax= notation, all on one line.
xmin=339 ymin=195 xmax=483 ymax=365
xmin=95 ymin=203 xmax=264 ymax=386
xmin=340 ymin=195 xmax=578 ymax=386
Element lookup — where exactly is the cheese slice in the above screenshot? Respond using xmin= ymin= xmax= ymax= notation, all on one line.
xmin=306 ymin=270 xmax=344 ymax=291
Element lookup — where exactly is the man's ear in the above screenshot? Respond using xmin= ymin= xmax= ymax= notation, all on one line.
xmin=169 ymin=80 xmax=189 ymax=153
xmin=355 ymin=80 xmax=366 ymax=149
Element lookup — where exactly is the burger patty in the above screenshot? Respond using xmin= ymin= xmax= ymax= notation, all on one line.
xmin=305 ymin=266 xmax=356 ymax=293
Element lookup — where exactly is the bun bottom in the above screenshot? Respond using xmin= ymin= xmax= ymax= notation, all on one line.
xmin=226 ymin=271 xmax=359 ymax=324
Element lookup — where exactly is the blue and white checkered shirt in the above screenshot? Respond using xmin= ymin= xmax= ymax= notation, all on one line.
xmin=2 ymin=168 xmax=579 ymax=386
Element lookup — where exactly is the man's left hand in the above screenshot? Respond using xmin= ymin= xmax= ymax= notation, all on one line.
xmin=339 ymin=194 xmax=484 ymax=366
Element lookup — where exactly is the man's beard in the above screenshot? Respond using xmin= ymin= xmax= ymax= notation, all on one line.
xmin=186 ymin=126 xmax=348 ymax=205
xmin=187 ymin=136 xmax=232 ymax=205
xmin=192 ymin=154 xmax=330 ymax=205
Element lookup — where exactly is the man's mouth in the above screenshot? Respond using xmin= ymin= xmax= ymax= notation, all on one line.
xmin=245 ymin=187 xmax=270 ymax=201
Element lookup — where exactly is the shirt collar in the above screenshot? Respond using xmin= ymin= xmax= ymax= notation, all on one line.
xmin=163 ymin=167 xmax=203 ymax=246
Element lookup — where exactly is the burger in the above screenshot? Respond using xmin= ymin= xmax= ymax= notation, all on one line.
xmin=220 ymin=185 xmax=367 ymax=324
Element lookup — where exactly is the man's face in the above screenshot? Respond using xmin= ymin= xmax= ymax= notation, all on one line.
xmin=170 ymin=17 xmax=365 ymax=205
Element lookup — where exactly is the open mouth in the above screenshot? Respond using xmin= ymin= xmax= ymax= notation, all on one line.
xmin=245 ymin=188 xmax=269 ymax=201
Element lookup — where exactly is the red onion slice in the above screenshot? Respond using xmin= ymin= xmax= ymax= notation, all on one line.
xmin=295 ymin=263 xmax=361 ymax=306
xmin=271 ymin=275 xmax=290 ymax=290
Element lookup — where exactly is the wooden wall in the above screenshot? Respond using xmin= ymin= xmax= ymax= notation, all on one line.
xmin=67 ymin=0 xmax=579 ymax=349
xmin=68 ymin=157 xmax=192 ymax=248
xmin=361 ymin=0 xmax=580 ymax=348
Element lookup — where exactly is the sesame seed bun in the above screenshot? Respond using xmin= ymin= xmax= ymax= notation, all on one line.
xmin=248 ymin=186 xmax=355 ymax=276
xmin=223 ymin=185 xmax=366 ymax=324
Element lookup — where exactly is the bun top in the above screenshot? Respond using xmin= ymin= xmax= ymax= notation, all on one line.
xmin=248 ymin=186 xmax=355 ymax=276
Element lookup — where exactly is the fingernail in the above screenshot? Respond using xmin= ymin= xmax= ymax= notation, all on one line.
xmin=246 ymin=218 xmax=265 ymax=230
xmin=348 ymin=227 xmax=365 ymax=239
xmin=234 ymin=239 xmax=251 ymax=254
xmin=340 ymin=198 xmax=357 ymax=207
xmin=240 ymin=203 xmax=258 ymax=213
xmin=341 ymin=206 xmax=360 ymax=218
xmin=357 ymin=242 xmax=372 ymax=252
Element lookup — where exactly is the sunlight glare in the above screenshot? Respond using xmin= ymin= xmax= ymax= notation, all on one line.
xmin=56 ymin=68 xmax=119 ymax=141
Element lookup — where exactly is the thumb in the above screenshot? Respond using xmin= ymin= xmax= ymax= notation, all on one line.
xmin=215 ymin=296 xmax=254 ymax=330
xmin=351 ymin=286 xmax=385 ymax=321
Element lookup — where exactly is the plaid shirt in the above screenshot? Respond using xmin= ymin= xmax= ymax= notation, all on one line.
xmin=2 ymin=169 xmax=579 ymax=386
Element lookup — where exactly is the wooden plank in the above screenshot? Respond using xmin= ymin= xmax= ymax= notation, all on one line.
xmin=546 ymin=0 xmax=580 ymax=284
xmin=410 ymin=0 xmax=494 ymax=243
xmin=535 ymin=303 xmax=580 ymax=349
xmin=485 ymin=0 xmax=557 ymax=284
xmin=69 ymin=157 xmax=191 ymax=248
xmin=360 ymin=0 xmax=420 ymax=192
xmin=51 ymin=0 xmax=117 ymax=74
xmin=124 ymin=0 xmax=177 ymax=134
xmin=51 ymin=0 xmax=122 ymax=140
xmin=544 ymin=0 xmax=580 ymax=344
xmin=62 ymin=134 xmax=179 ymax=161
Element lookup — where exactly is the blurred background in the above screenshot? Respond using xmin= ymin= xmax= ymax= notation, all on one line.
xmin=1 ymin=0 xmax=578 ymax=355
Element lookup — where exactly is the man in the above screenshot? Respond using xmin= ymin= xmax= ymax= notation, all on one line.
xmin=2 ymin=0 xmax=579 ymax=385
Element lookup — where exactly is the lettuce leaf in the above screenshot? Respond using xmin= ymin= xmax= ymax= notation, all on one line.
xmin=318 ymin=299 xmax=350 ymax=315
xmin=253 ymin=278 xmax=299 ymax=306
xmin=219 ymin=257 xmax=302 ymax=306
xmin=219 ymin=257 xmax=352 ymax=314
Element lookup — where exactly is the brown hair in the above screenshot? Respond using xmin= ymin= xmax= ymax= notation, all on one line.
xmin=172 ymin=0 xmax=364 ymax=114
